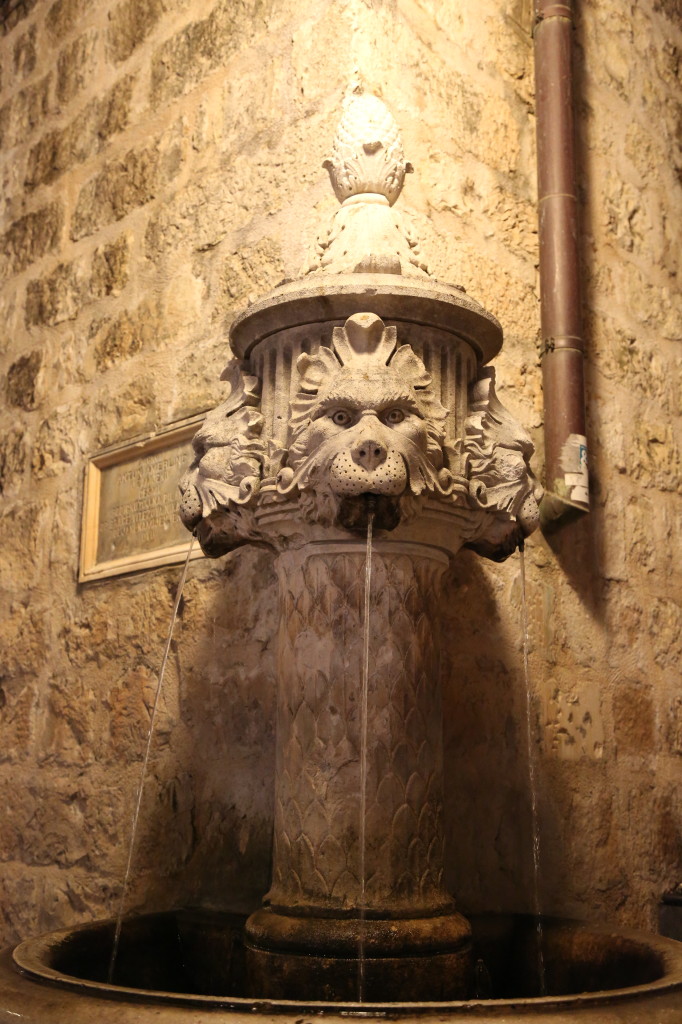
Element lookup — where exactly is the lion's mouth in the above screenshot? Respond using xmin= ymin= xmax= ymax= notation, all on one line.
xmin=336 ymin=492 xmax=402 ymax=534
xmin=277 ymin=431 xmax=463 ymax=522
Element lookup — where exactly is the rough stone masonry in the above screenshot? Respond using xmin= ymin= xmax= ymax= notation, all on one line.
xmin=0 ymin=0 xmax=680 ymax=947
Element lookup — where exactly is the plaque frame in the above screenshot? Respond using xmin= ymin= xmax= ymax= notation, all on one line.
xmin=79 ymin=414 xmax=206 ymax=583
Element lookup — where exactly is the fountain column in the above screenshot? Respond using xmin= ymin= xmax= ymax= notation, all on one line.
xmin=245 ymin=540 xmax=471 ymax=1000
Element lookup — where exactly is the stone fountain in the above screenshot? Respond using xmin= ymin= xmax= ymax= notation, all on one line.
xmin=1 ymin=95 xmax=682 ymax=1022
xmin=176 ymin=92 xmax=540 ymax=1003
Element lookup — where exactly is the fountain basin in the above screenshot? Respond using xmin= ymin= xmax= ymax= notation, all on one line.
xmin=4 ymin=910 xmax=682 ymax=1023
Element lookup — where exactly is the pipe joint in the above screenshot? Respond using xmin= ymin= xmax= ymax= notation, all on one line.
xmin=535 ymin=2 xmax=573 ymax=22
xmin=540 ymin=335 xmax=584 ymax=356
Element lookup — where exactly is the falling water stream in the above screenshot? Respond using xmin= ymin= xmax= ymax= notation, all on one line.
xmin=519 ymin=544 xmax=546 ymax=996
xmin=357 ymin=510 xmax=374 ymax=1002
xmin=107 ymin=537 xmax=195 ymax=984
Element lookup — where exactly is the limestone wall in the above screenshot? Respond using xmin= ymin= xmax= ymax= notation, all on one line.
xmin=0 ymin=0 xmax=680 ymax=947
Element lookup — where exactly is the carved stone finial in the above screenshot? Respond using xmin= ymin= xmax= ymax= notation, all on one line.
xmin=323 ymin=94 xmax=412 ymax=206
xmin=308 ymin=95 xmax=427 ymax=277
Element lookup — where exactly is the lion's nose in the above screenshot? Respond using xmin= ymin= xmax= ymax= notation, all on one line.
xmin=351 ymin=439 xmax=387 ymax=471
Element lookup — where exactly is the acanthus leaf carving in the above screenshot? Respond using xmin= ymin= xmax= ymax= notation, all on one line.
xmin=306 ymin=201 xmax=430 ymax=278
xmin=179 ymin=359 xmax=267 ymax=555
xmin=458 ymin=368 xmax=543 ymax=560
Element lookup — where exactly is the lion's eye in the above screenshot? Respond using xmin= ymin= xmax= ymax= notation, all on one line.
xmin=384 ymin=408 xmax=405 ymax=424
xmin=331 ymin=409 xmax=352 ymax=426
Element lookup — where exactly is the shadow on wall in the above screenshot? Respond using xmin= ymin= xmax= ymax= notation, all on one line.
xmin=440 ymin=550 xmax=541 ymax=916
xmin=120 ymin=543 xmax=610 ymax=925
xmin=127 ymin=544 xmax=544 ymax=922
xmin=175 ymin=545 xmax=278 ymax=912
xmin=439 ymin=552 xmax=637 ymax=928
xmin=543 ymin=515 xmax=605 ymax=625
xmin=117 ymin=545 xmax=278 ymax=919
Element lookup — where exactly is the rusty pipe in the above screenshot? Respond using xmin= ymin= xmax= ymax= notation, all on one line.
xmin=534 ymin=0 xmax=589 ymax=526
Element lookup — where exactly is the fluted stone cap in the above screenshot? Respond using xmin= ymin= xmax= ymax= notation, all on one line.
xmin=229 ymin=273 xmax=503 ymax=363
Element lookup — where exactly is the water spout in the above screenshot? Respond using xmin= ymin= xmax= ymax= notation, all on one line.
xmin=357 ymin=507 xmax=374 ymax=1001
xmin=519 ymin=544 xmax=546 ymax=996
xmin=108 ymin=537 xmax=195 ymax=983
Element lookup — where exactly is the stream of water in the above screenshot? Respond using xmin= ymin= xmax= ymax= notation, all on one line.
xmin=357 ymin=511 xmax=374 ymax=1002
xmin=519 ymin=544 xmax=546 ymax=996
xmin=107 ymin=538 xmax=195 ymax=984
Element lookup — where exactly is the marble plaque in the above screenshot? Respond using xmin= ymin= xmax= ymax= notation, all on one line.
xmin=80 ymin=416 xmax=205 ymax=581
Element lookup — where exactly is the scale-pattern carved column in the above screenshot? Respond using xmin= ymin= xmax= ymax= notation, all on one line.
xmin=269 ymin=541 xmax=451 ymax=916
xmin=245 ymin=539 xmax=472 ymax=1001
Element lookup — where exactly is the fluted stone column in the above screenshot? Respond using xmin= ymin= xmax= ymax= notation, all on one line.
xmin=245 ymin=540 xmax=472 ymax=1001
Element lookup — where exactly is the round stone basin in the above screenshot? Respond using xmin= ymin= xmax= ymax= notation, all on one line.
xmin=4 ymin=910 xmax=682 ymax=1023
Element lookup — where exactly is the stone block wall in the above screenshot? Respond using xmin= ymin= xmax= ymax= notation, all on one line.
xmin=0 ymin=0 xmax=680 ymax=947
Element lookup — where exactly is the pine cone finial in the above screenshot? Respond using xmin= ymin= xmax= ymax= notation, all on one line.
xmin=323 ymin=95 xmax=413 ymax=207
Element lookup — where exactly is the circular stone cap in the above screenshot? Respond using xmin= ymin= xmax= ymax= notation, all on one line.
xmin=229 ymin=274 xmax=503 ymax=363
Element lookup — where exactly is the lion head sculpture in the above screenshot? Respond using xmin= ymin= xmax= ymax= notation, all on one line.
xmin=276 ymin=313 xmax=463 ymax=530
xmin=178 ymin=320 xmax=541 ymax=558
xmin=178 ymin=361 xmax=267 ymax=556
xmin=458 ymin=369 xmax=543 ymax=559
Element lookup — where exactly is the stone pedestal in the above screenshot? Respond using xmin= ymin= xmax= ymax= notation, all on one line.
xmin=245 ymin=540 xmax=472 ymax=1001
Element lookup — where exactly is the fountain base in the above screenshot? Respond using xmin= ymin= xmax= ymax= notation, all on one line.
xmin=6 ymin=910 xmax=682 ymax=1022
xmin=245 ymin=906 xmax=472 ymax=1000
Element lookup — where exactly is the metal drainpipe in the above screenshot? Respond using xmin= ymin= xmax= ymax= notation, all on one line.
xmin=534 ymin=0 xmax=589 ymax=527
